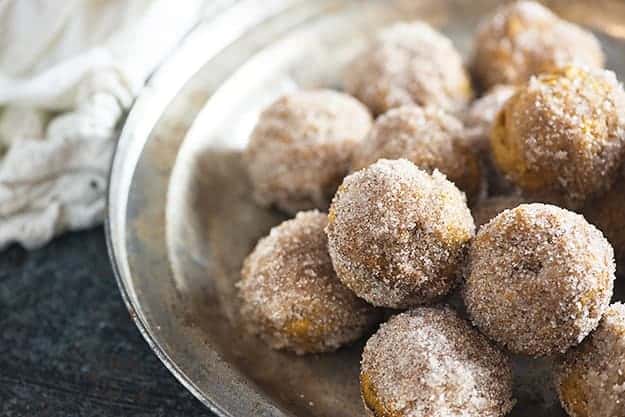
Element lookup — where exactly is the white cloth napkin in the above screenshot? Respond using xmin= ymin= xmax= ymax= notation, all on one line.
xmin=0 ymin=0 xmax=205 ymax=249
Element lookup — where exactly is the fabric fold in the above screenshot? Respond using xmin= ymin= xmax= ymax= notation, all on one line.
xmin=0 ymin=0 xmax=206 ymax=249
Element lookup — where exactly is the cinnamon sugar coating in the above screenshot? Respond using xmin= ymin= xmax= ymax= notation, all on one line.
xmin=352 ymin=106 xmax=483 ymax=202
xmin=244 ymin=89 xmax=372 ymax=214
xmin=360 ymin=307 xmax=515 ymax=417
xmin=554 ymin=303 xmax=625 ymax=417
xmin=326 ymin=159 xmax=475 ymax=308
xmin=490 ymin=66 xmax=625 ymax=208
xmin=344 ymin=21 xmax=472 ymax=116
xmin=465 ymin=203 xmax=615 ymax=356
xmin=464 ymin=85 xmax=518 ymax=196
xmin=471 ymin=1 xmax=604 ymax=90
xmin=583 ymin=177 xmax=625 ymax=272
xmin=472 ymin=194 xmax=527 ymax=228
xmin=464 ymin=85 xmax=517 ymax=154
xmin=238 ymin=211 xmax=380 ymax=355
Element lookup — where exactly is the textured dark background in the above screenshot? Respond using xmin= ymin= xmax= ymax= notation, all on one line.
xmin=0 ymin=227 xmax=213 ymax=417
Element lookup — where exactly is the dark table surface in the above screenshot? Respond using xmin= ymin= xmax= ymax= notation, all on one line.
xmin=0 ymin=227 xmax=213 ymax=417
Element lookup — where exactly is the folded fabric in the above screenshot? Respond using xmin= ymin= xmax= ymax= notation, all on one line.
xmin=0 ymin=0 xmax=206 ymax=249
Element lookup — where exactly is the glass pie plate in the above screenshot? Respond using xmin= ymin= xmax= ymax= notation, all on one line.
xmin=106 ymin=1 xmax=625 ymax=416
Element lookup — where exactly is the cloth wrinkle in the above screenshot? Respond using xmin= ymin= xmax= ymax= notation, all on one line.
xmin=0 ymin=0 xmax=206 ymax=249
